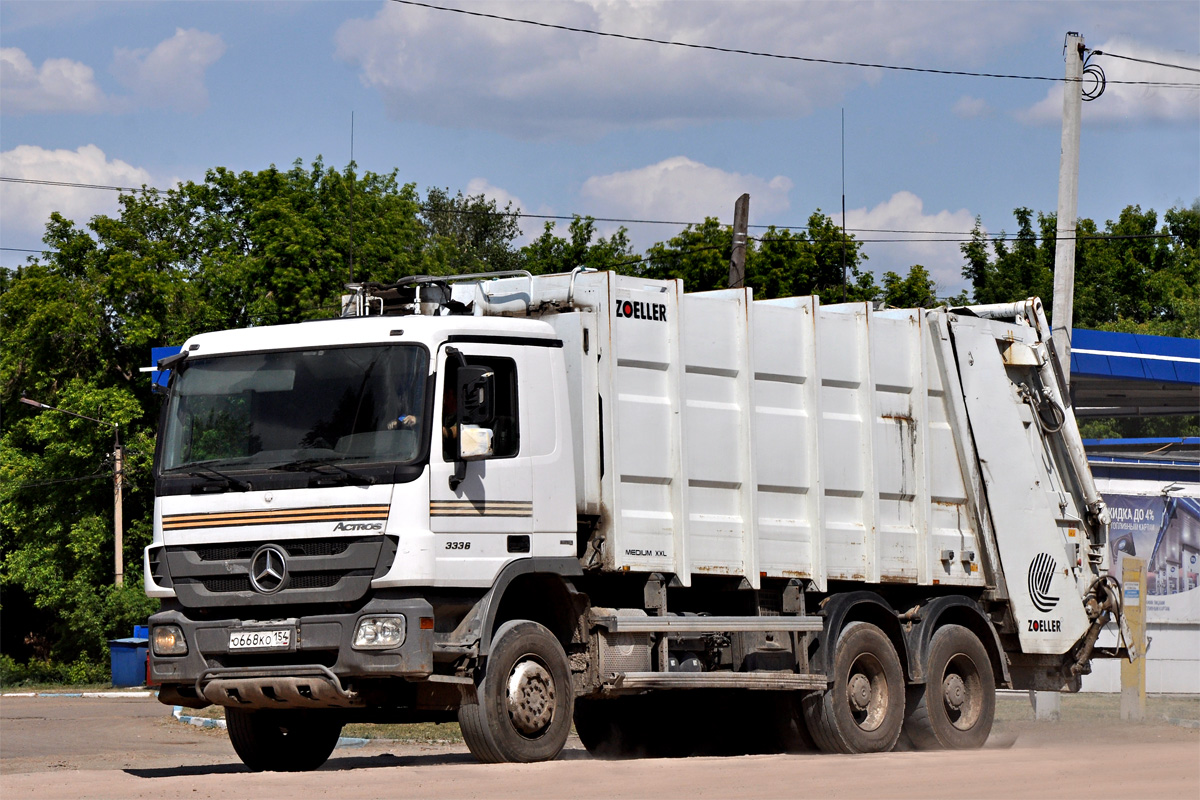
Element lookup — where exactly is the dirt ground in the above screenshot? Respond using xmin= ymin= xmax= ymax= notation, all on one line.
xmin=1 ymin=693 xmax=1197 ymax=800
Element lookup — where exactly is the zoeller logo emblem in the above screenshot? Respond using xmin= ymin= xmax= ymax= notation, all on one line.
xmin=1027 ymin=552 xmax=1060 ymax=613
xmin=616 ymin=299 xmax=667 ymax=322
xmin=249 ymin=544 xmax=289 ymax=594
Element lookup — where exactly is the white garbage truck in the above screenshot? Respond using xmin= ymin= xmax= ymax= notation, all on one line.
xmin=145 ymin=269 xmax=1130 ymax=769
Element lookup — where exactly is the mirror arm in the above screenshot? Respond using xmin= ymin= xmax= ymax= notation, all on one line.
xmin=446 ymin=345 xmax=470 ymax=492
xmin=449 ymin=460 xmax=467 ymax=492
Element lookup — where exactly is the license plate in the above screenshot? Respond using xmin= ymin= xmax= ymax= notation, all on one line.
xmin=228 ymin=629 xmax=292 ymax=650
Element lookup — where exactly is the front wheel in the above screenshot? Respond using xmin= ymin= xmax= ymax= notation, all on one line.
xmin=904 ymin=624 xmax=996 ymax=749
xmin=802 ymin=621 xmax=905 ymax=754
xmin=225 ymin=708 xmax=342 ymax=772
xmin=458 ymin=620 xmax=574 ymax=763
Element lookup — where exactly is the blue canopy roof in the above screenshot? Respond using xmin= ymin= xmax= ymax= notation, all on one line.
xmin=1070 ymin=329 xmax=1199 ymax=418
xmin=1071 ymin=329 xmax=1199 ymax=386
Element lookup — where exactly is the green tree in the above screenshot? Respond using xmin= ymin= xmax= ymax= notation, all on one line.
xmin=519 ymin=216 xmax=633 ymax=275
xmin=960 ymin=202 xmax=1197 ymax=338
xmin=881 ymin=264 xmax=937 ymax=308
xmin=420 ymin=187 xmax=523 ymax=276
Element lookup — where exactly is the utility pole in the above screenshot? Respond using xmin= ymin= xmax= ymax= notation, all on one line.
xmin=113 ymin=427 xmax=124 ymax=586
xmin=19 ymin=396 xmax=124 ymax=585
xmin=728 ymin=193 xmax=750 ymax=289
xmin=1051 ymin=32 xmax=1085 ymax=383
xmin=1035 ymin=32 xmax=1085 ymax=723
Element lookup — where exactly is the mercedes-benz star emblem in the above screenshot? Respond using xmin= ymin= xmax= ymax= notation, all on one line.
xmin=249 ymin=544 xmax=289 ymax=594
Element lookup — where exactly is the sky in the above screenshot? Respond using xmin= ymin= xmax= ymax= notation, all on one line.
xmin=2 ymin=0 xmax=1198 ymax=293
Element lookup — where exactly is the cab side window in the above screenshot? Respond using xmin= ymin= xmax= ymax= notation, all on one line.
xmin=442 ymin=355 xmax=519 ymax=461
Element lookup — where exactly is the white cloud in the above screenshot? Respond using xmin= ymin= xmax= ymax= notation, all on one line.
xmin=0 ymin=145 xmax=156 ymax=239
xmin=334 ymin=0 xmax=1029 ymax=138
xmin=0 ymin=47 xmax=107 ymax=114
xmin=580 ymin=156 xmax=792 ymax=224
xmin=465 ymin=177 xmax=525 ymax=214
xmin=953 ymin=95 xmax=991 ymax=119
xmin=844 ymin=191 xmax=978 ymax=291
xmin=1020 ymin=38 xmax=1200 ymax=126
xmin=111 ymin=28 xmax=226 ymax=112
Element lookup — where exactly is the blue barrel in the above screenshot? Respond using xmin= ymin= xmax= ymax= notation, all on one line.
xmin=109 ymin=637 xmax=149 ymax=687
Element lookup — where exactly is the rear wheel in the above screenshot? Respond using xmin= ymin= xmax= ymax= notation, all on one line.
xmin=904 ymin=624 xmax=995 ymax=750
xmin=458 ymin=620 xmax=573 ymax=763
xmin=802 ymin=621 xmax=905 ymax=754
xmin=225 ymin=708 xmax=342 ymax=772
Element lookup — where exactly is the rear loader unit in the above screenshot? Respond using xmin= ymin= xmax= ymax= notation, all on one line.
xmin=145 ymin=269 xmax=1132 ymax=769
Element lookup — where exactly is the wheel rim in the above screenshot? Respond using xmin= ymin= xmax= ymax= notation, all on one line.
xmin=845 ymin=652 xmax=890 ymax=732
xmin=506 ymin=656 xmax=556 ymax=737
xmin=941 ymin=652 xmax=983 ymax=731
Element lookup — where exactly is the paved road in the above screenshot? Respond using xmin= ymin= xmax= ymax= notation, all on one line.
xmin=2 ymin=694 xmax=1197 ymax=799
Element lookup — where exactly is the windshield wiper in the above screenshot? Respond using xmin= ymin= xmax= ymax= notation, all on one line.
xmin=270 ymin=457 xmax=376 ymax=486
xmin=185 ymin=464 xmax=253 ymax=492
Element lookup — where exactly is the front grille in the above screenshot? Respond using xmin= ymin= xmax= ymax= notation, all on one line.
xmin=200 ymin=576 xmax=251 ymax=593
xmin=166 ymin=536 xmax=391 ymax=608
xmin=194 ymin=538 xmax=355 ymax=561
xmin=197 ymin=569 xmax=373 ymax=594
xmin=290 ymin=571 xmax=363 ymax=590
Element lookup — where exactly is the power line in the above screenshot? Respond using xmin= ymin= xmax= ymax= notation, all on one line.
xmin=3 ymin=175 xmax=1191 ymax=246
xmin=389 ymin=0 xmax=1200 ymax=90
xmin=0 ymin=176 xmax=153 ymax=193
xmin=1093 ymin=50 xmax=1200 ymax=74
xmin=3 ymin=230 xmax=1184 ymax=262
xmin=13 ymin=472 xmax=110 ymax=490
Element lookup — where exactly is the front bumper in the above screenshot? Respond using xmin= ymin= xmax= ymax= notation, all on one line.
xmin=149 ymin=592 xmax=434 ymax=707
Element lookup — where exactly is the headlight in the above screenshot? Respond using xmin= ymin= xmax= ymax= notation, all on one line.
xmin=353 ymin=615 xmax=406 ymax=649
xmin=151 ymin=625 xmax=187 ymax=656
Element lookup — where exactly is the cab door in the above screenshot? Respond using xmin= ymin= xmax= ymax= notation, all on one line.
xmin=429 ymin=343 xmax=533 ymax=586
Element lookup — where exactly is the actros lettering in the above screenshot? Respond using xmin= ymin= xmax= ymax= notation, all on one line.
xmin=333 ymin=522 xmax=383 ymax=531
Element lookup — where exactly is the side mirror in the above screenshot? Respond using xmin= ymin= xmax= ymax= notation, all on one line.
xmin=457 ymin=366 xmax=495 ymax=427
xmin=458 ymin=424 xmax=494 ymax=461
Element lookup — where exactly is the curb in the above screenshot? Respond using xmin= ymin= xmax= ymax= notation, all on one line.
xmin=172 ymin=706 xmax=370 ymax=748
xmin=1166 ymin=717 xmax=1200 ymax=729
xmin=2 ymin=691 xmax=154 ymax=698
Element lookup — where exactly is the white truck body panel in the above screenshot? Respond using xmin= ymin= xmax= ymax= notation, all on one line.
xmin=469 ymin=270 xmax=1097 ymax=652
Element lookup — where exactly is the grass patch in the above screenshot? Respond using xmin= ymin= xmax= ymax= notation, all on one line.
xmin=175 ymin=705 xmax=464 ymax=743
xmin=0 ymin=682 xmax=120 ymax=693
xmin=341 ymin=721 xmax=464 ymax=744
xmin=996 ymin=692 xmax=1200 ymax=724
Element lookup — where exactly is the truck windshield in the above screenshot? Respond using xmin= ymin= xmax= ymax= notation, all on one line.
xmin=160 ymin=345 xmax=429 ymax=471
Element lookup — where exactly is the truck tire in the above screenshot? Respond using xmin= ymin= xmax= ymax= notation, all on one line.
xmin=801 ymin=621 xmax=905 ymax=754
xmin=904 ymin=624 xmax=995 ymax=750
xmin=225 ymin=708 xmax=342 ymax=772
xmin=459 ymin=620 xmax=573 ymax=763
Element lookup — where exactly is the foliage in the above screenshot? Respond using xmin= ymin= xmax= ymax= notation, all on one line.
xmin=962 ymin=202 xmax=1198 ymax=338
xmin=642 ymin=211 xmax=879 ymax=304
xmin=0 ymin=652 xmax=110 ymax=687
xmin=881 ymin=265 xmax=938 ymax=308
xmin=521 ymin=216 xmax=634 ymax=275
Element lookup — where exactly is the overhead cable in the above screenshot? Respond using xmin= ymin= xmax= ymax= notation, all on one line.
xmin=389 ymin=0 xmax=1200 ymax=90
xmin=1092 ymin=50 xmax=1200 ymax=73
xmin=1 ymin=176 xmax=1190 ymax=245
